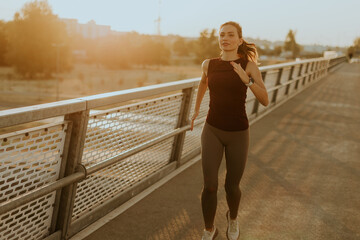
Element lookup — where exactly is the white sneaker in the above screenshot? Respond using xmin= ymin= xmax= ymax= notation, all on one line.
xmin=201 ymin=226 xmax=218 ymax=240
xmin=226 ymin=211 xmax=239 ymax=240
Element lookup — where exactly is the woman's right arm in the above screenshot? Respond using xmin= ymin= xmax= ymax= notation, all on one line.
xmin=190 ymin=59 xmax=209 ymax=131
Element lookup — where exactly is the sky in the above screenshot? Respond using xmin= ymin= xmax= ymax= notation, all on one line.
xmin=0 ymin=0 xmax=359 ymax=47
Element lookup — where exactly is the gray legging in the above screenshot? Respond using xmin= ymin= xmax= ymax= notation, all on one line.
xmin=200 ymin=121 xmax=249 ymax=229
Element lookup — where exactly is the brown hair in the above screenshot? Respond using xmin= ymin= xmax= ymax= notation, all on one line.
xmin=219 ymin=21 xmax=258 ymax=63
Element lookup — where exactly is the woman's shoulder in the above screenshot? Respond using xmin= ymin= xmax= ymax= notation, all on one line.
xmin=202 ymin=57 xmax=221 ymax=65
xmin=201 ymin=59 xmax=210 ymax=68
xmin=201 ymin=59 xmax=211 ymax=75
xmin=202 ymin=57 xmax=220 ymax=74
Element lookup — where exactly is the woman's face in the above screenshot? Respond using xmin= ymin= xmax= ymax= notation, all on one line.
xmin=219 ymin=24 xmax=243 ymax=52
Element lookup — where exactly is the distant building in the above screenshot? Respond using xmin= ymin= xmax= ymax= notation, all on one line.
xmin=61 ymin=18 xmax=112 ymax=39
xmin=112 ymin=31 xmax=130 ymax=36
xmin=303 ymin=44 xmax=328 ymax=53
xmin=323 ymin=51 xmax=338 ymax=59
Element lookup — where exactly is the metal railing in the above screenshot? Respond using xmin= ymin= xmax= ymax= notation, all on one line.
xmin=0 ymin=56 xmax=346 ymax=240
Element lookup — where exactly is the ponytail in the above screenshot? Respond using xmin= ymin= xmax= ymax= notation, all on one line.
xmin=238 ymin=40 xmax=258 ymax=63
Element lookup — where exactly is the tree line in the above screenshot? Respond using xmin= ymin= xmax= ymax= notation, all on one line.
xmin=0 ymin=0 xmax=218 ymax=78
xmin=0 ymin=0 xmax=358 ymax=78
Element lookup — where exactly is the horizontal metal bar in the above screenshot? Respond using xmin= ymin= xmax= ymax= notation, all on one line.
xmin=80 ymin=78 xmax=199 ymax=109
xmin=43 ymin=231 xmax=61 ymax=240
xmin=266 ymin=84 xmax=284 ymax=93
xmin=265 ymin=76 xmax=307 ymax=93
xmin=0 ymin=172 xmax=85 ymax=215
xmin=89 ymin=92 xmax=184 ymax=117
xmin=87 ymin=124 xmax=191 ymax=174
xmin=0 ymin=99 xmax=86 ymax=129
xmin=193 ymin=116 xmax=207 ymax=127
xmin=179 ymin=147 xmax=202 ymax=166
xmin=259 ymin=58 xmax=326 ymax=72
xmin=0 ymin=120 xmax=69 ymax=139
xmin=69 ymin=162 xmax=177 ymax=237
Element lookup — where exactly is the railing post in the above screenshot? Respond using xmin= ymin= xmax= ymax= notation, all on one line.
xmin=56 ymin=109 xmax=89 ymax=240
xmin=325 ymin=59 xmax=330 ymax=75
xmin=314 ymin=61 xmax=320 ymax=79
xmin=321 ymin=60 xmax=324 ymax=77
xmin=295 ymin=64 xmax=303 ymax=90
xmin=252 ymin=71 xmax=266 ymax=115
xmin=303 ymin=62 xmax=310 ymax=85
xmin=49 ymin=121 xmax=73 ymax=235
xmin=170 ymin=87 xmax=195 ymax=167
xmin=320 ymin=60 xmax=326 ymax=78
xmin=315 ymin=61 xmax=319 ymax=79
xmin=285 ymin=65 xmax=295 ymax=95
xmin=309 ymin=62 xmax=315 ymax=82
xmin=271 ymin=68 xmax=283 ymax=104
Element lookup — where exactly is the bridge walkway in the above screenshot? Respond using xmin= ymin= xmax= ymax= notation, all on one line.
xmin=72 ymin=63 xmax=360 ymax=240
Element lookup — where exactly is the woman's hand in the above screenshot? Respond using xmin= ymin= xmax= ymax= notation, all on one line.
xmin=233 ymin=61 xmax=269 ymax=106
xmin=230 ymin=61 xmax=250 ymax=84
xmin=190 ymin=111 xmax=199 ymax=131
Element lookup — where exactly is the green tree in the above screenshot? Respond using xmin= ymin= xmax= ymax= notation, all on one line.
xmin=5 ymin=0 xmax=71 ymax=77
xmin=194 ymin=29 xmax=220 ymax=63
xmin=284 ymin=29 xmax=301 ymax=59
xmin=173 ymin=36 xmax=189 ymax=56
xmin=0 ymin=20 xmax=8 ymax=66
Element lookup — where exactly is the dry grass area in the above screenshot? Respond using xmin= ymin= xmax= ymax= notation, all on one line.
xmin=0 ymin=58 xmax=287 ymax=110
xmin=0 ymin=63 xmax=202 ymax=110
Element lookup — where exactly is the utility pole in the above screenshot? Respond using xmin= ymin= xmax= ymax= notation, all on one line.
xmin=52 ymin=43 xmax=65 ymax=101
xmin=154 ymin=0 xmax=162 ymax=35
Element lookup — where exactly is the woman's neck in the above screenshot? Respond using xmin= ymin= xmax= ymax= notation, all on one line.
xmin=221 ymin=51 xmax=240 ymax=61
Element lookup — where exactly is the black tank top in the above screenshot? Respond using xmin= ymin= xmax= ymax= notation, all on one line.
xmin=206 ymin=57 xmax=249 ymax=131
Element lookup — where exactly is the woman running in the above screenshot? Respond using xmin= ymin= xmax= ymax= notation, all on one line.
xmin=190 ymin=21 xmax=269 ymax=240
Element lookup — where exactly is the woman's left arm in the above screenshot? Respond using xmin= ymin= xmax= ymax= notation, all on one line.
xmin=231 ymin=61 xmax=269 ymax=106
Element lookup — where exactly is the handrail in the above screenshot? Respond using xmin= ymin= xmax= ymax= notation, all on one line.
xmin=0 ymin=79 xmax=199 ymax=128
xmin=0 ymin=57 xmax=343 ymax=129
xmin=0 ymin=99 xmax=86 ymax=128
xmin=258 ymin=57 xmax=324 ymax=71
xmin=0 ymin=172 xmax=85 ymax=215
